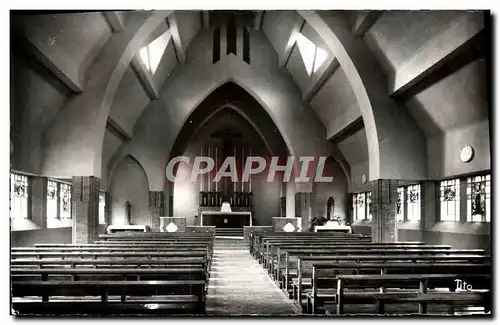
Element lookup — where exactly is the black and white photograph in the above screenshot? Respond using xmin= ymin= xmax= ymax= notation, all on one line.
xmin=7 ymin=3 xmax=495 ymax=318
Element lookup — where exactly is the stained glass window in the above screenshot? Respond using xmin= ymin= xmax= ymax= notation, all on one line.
xmin=47 ymin=181 xmax=72 ymax=220
xmin=10 ymin=173 xmax=28 ymax=219
xmin=47 ymin=180 xmax=58 ymax=219
xmin=397 ymin=187 xmax=405 ymax=221
xmin=353 ymin=193 xmax=366 ymax=220
xmin=99 ymin=191 xmax=106 ymax=224
xmin=440 ymin=179 xmax=460 ymax=222
xmin=407 ymin=184 xmax=421 ymax=221
xmin=366 ymin=192 xmax=372 ymax=220
xmin=353 ymin=192 xmax=371 ymax=220
xmin=466 ymin=175 xmax=490 ymax=222
xmin=59 ymin=183 xmax=72 ymax=219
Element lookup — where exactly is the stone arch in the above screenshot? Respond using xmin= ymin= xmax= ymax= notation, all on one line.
xmin=111 ymin=55 xmax=349 ymax=192
xmin=109 ymin=154 xmax=150 ymax=225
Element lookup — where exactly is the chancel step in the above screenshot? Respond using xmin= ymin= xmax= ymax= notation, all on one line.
xmin=215 ymin=228 xmax=244 ymax=238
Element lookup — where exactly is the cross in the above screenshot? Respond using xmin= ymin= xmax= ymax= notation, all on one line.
xmin=210 ymin=127 xmax=242 ymax=198
xmin=210 ymin=127 xmax=242 ymax=158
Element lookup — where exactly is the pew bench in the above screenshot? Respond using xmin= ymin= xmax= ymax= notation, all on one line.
xmin=292 ymin=254 xmax=489 ymax=306
xmin=330 ymin=274 xmax=491 ymax=316
xmin=303 ymin=262 xmax=491 ymax=314
xmin=12 ymin=279 xmax=206 ymax=316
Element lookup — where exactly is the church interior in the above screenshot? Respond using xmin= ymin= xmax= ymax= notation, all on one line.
xmin=9 ymin=9 xmax=492 ymax=316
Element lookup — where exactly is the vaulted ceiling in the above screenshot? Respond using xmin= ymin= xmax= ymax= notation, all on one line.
xmin=10 ymin=10 xmax=490 ymax=191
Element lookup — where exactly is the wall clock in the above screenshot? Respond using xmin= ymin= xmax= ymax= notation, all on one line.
xmin=460 ymin=145 xmax=474 ymax=163
xmin=361 ymin=174 xmax=367 ymax=184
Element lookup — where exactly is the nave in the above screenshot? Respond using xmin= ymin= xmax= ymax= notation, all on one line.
xmin=10 ymin=229 xmax=491 ymax=316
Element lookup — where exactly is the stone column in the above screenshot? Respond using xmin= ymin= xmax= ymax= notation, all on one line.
xmin=30 ymin=176 xmax=47 ymax=228
xmin=421 ymin=181 xmax=438 ymax=243
xmin=149 ymin=191 xmax=164 ymax=231
xmin=371 ymin=179 xmax=398 ymax=242
xmin=72 ymin=176 xmax=100 ymax=244
xmin=295 ymin=192 xmax=312 ymax=231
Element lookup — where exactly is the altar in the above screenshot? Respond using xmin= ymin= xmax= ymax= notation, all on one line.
xmin=200 ymin=211 xmax=252 ymax=228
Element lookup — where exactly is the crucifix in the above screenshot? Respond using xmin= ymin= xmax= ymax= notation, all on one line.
xmin=210 ymin=127 xmax=242 ymax=200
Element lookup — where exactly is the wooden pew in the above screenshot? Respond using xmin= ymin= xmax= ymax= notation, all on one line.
xmin=11 ymin=257 xmax=208 ymax=270
xmin=248 ymin=231 xmax=370 ymax=256
xmin=277 ymin=247 xmax=482 ymax=289
xmin=270 ymin=244 xmax=452 ymax=283
xmin=12 ymin=279 xmax=206 ymax=315
xmin=11 ymin=267 xmax=206 ymax=281
xmin=334 ymin=274 xmax=491 ymax=315
xmin=305 ymin=261 xmax=492 ymax=314
xmin=257 ymin=237 xmax=372 ymax=265
xmin=250 ymin=232 xmax=371 ymax=258
xmin=293 ymin=254 xmax=489 ymax=307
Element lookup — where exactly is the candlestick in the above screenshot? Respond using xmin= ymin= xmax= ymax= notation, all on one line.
xmin=241 ymin=147 xmax=244 ymax=192
xmin=234 ymin=147 xmax=236 ymax=192
xmin=249 ymin=147 xmax=252 ymax=192
xmin=215 ymin=146 xmax=218 ymax=192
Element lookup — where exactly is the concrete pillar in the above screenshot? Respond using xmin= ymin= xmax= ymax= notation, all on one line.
xmin=295 ymin=192 xmax=312 ymax=231
xmin=164 ymin=180 xmax=174 ymax=218
xmin=104 ymin=191 xmax=111 ymax=225
xmin=30 ymin=176 xmax=47 ymax=228
xmin=149 ymin=191 xmax=164 ymax=231
xmin=72 ymin=176 xmax=100 ymax=244
xmin=371 ymin=179 xmax=398 ymax=242
xmin=280 ymin=182 xmax=286 ymax=218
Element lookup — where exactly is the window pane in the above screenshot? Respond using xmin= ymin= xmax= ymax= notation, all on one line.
xmin=354 ymin=193 xmax=366 ymax=220
xmin=47 ymin=181 xmax=58 ymax=219
xmin=466 ymin=175 xmax=490 ymax=222
xmin=99 ymin=191 xmax=106 ymax=224
xmin=366 ymin=192 xmax=372 ymax=220
xmin=10 ymin=173 xmax=28 ymax=219
xmin=296 ymin=33 xmax=316 ymax=76
xmin=440 ymin=179 xmax=460 ymax=222
xmin=313 ymin=46 xmax=328 ymax=73
xmin=397 ymin=187 xmax=405 ymax=221
xmin=147 ymin=30 xmax=170 ymax=74
xmin=59 ymin=183 xmax=72 ymax=220
xmin=139 ymin=46 xmax=150 ymax=71
xmin=407 ymin=184 xmax=420 ymax=221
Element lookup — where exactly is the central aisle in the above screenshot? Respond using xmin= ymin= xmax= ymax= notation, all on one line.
xmin=205 ymin=237 xmax=301 ymax=316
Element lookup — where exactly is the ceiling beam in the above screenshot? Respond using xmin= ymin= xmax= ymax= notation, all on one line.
xmin=391 ymin=13 xmax=485 ymax=98
xmin=353 ymin=11 xmax=382 ymax=37
xmin=201 ymin=11 xmax=210 ymax=28
xmin=303 ymin=57 xmax=340 ymax=102
xmin=328 ymin=116 xmax=364 ymax=143
xmin=11 ymin=27 xmax=84 ymax=93
xmin=103 ymin=11 xmax=125 ymax=32
xmin=167 ymin=13 xmax=186 ymax=64
xmin=106 ymin=118 xmax=132 ymax=142
xmin=131 ymin=55 xmax=159 ymax=100
xmin=280 ymin=16 xmax=305 ymax=68
xmin=254 ymin=11 xmax=264 ymax=30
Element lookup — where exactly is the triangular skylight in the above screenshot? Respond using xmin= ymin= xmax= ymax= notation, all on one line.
xmin=139 ymin=30 xmax=170 ymax=75
xmin=295 ymin=33 xmax=329 ymax=76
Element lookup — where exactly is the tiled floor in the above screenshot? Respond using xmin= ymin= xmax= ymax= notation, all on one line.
xmin=205 ymin=238 xmax=301 ymax=316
